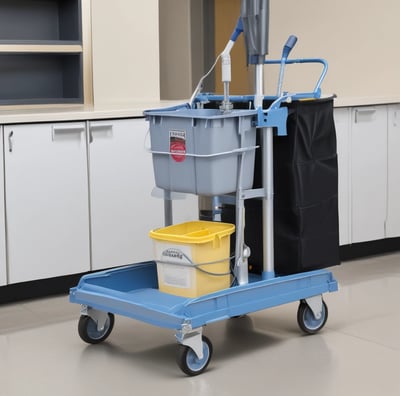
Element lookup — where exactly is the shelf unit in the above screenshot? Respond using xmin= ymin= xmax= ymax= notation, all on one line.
xmin=0 ymin=0 xmax=91 ymax=106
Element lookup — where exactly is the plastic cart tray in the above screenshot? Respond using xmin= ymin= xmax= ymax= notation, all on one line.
xmin=69 ymin=261 xmax=338 ymax=330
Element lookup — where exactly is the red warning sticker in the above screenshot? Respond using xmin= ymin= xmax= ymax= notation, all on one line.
xmin=169 ymin=130 xmax=186 ymax=162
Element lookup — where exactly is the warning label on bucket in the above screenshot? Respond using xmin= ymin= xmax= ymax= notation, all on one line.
xmin=158 ymin=245 xmax=192 ymax=289
xmin=169 ymin=130 xmax=186 ymax=162
xmin=160 ymin=265 xmax=191 ymax=288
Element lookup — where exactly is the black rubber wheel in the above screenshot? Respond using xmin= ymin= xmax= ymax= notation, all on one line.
xmin=176 ymin=336 xmax=213 ymax=376
xmin=78 ymin=313 xmax=115 ymax=344
xmin=297 ymin=300 xmax=328 ymax=334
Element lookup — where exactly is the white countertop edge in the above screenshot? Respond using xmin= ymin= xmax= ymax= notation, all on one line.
xmin=0 ymin=100 xmax=186 ymax=124
xmin=333 ymin=96 xmax=400 ymax=107
xmin=0 ymin=97 xmax=399 ymax=124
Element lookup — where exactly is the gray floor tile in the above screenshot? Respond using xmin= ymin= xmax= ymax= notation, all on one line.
xmin=1 ymin=252 xmax=400 ymax=395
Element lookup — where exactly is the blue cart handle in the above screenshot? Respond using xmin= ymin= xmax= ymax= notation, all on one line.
xmin=265 ymin=57 xmax=328 ymax=100
xmin=281 ymin=35 xmax=298 ymax=59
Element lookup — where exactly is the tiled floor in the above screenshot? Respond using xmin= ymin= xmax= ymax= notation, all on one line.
xmin=1 ymin=252 xmax=400 ymax=396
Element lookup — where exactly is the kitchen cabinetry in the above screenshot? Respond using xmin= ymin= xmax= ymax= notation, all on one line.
xmin=0 ymin=116 xmax=198 ymax=285
xmin=336 ymin=104 xmax=400 ymax=246
xmin=350 ymin=106 xmax=388 ymax=244
xmin=88 ymin=118 xmax=164 ymax=270
xmin=4 ymin=122 xmax=90 ymax=283
xmin=0 ymin=128 xmax=6 ymax=285
xmin=88 ymin=118 xmax=198 ymax=270
xmin=386 ymin=104 xmax=400 ymax=238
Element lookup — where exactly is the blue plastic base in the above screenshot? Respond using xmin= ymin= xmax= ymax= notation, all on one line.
xmin=69 ymin=261 xmax=338 ymax=331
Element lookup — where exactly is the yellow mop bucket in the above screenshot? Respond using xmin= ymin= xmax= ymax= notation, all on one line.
xmin=149 ymin=221 xmax=235 ymax=298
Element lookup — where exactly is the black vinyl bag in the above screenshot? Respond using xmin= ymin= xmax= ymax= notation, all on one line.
xmin=223 ymin=97 xmax=340 ymax=275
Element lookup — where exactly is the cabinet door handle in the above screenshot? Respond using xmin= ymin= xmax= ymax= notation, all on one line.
xmin=355 ymin=108 xmax=376 ymax=123
xmin=89 ymin=123 xmax=113 ymax=143
xmin=52 ymin=125 xmax=85 ymax=141
xmin=90 ymin=123 xmax=114 ymax=130
xmin=8 ymin=130 xmax=13 ymax=152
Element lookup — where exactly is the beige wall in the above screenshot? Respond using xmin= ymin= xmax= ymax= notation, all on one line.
xmin=184 ymin=0 xmax=400 ymax=101
xmin=90 ymin=0 xmax=400 ymax=105
xmin=267 ymin=0 xmax=400 ymax=100
xmin=159 ymin=0 xmax=206 ymax=100
xmin=159 ymin=0 xmax=192 ymax=100
xmin=91 ymin=0 xmax=160 ymax=106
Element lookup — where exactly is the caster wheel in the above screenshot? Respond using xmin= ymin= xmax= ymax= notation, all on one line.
xmin=176 ymin=336 xmax=213 ymax=376
xmin=297 ymin=300 xmax=328 ymax=334
xmin=78 ymin=313 xmax=115 ymax=344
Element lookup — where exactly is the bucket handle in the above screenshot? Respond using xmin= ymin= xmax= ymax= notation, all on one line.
xmin=146 ymin=145 xmax=258 ymax=158
xmin=159 ymin=248 xmax=233 ymax=277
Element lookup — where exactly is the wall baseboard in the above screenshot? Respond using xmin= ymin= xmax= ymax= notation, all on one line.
xmin=340 ymin=237 xmax=400 ymax=261
xmin=0 ymin=272 xmax=89 ymax=305
xmin=1 ymin=238 xmax=399 ymax=304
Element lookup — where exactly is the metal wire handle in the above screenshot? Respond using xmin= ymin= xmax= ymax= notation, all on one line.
xmin=158 ymin=248 xmax=233 ymax=277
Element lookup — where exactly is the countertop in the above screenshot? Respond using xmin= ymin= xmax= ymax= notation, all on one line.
xmin=0 ymin=97 xmax=399 ymax=124
xmin=333 ymin=95 xmax=400 ymax=107
xmin=0 ymin=101 xmax=181 ymax=124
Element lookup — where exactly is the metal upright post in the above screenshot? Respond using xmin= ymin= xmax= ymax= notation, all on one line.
xmin=254 ymin=63 xmax=275 ymax=279
xmin=254 ymin=63 xmax=264 ymax=109
xmin=239 ymin=0 xmax=273 ymax=282
xmin=164 ymin=190 xmax=173 ymax=226
xmin=261 ymin=125 xmax=275 ymax=279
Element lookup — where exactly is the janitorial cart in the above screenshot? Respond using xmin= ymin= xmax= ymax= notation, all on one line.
xmin=70 ymin=0 xmax=339 ymax=376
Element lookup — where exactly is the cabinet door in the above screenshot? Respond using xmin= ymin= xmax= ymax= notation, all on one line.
xmin=0 ymin=128 xmax=6 ymax=285
xmin=334 ymin=108 xmax=351 ymax=245
xmin=88 ymin=119 xmax=162 ymax=270
xmin=4 ymin=123 xmax=90 ymax=283
xmin=386 ymin=104 xmax=400 ymax=237
xmin=89 ymin=118 xmax=198 ymax=270
xmin=351 ymin=106 xmax=388 ymax=243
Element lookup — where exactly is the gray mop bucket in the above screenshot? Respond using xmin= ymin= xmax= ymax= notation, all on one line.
xmin=145 ymin=105 xmax=258 ymax=196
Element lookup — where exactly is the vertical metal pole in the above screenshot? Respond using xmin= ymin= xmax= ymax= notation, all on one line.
xmin=262 ymin=126 xmax=275 ymax=279
xmin=254 ymin=64 xmax=264 ymax=109
xmin=235 ymin=117 xmax=248 ymax=286
xmin=254 ymin=63 xmax=275 ymax=279
xmin=164 ymin=190 xmax=173 ymax=226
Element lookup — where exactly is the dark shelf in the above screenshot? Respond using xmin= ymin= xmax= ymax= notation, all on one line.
xmin=0 ymin=0 xmax=81 ymax=42
xmin=0 ymin=53 xmax=83 ymax=105
xmin=0 ymin=0 xmax=83 ymax=105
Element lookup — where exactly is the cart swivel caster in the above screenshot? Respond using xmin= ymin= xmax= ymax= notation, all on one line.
xmin=297 ymin=298 xmax=328 ymax=334
xmin=176 ymin=335 xmax=213 ymax=376
xmin=78 ymin=312 xmax=115 ymax=344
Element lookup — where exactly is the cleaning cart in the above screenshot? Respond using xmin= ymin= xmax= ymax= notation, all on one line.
xmin=70 ymin=2 xmax=339 ymax=376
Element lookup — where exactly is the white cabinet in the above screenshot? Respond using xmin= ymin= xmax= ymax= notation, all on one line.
xmin=350 ymin=106 xmax=388 ymax=243
xmin=4 ymin=122 xmax=90 ymax=283
xmin=334 ymin=108 xmax=351 ymax=245
xmin=335 ymin=104 xmax=400 ymax=245
xmin=88 ymin=118 xmax=198 ymax=271
xmin=88 ymin=118 xmax=163 ymax=270
xmin=0 ymin=128 xmax=6 ymax=285
xmin=386 ymin=104 xmax=400 ymax=238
